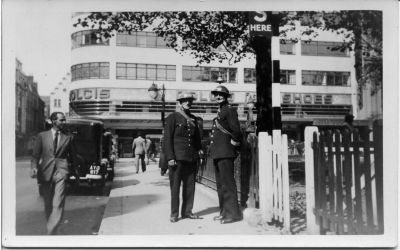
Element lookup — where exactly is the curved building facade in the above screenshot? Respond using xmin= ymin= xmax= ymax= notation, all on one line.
xmin=70 ymin=13 xmax=357 ymax=157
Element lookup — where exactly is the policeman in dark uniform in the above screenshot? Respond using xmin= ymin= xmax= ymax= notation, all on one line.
xmin=164 ymin=92 xmax=204 ymax=223
xmin=209 ymin=85 xmax=243 ymax=224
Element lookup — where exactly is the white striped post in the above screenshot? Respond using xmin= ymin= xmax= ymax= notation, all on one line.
xmin=272 ymin=30 xmax=281 ymax=131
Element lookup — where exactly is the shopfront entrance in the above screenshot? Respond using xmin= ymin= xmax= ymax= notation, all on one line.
xmin=115 ymin=129 xmax=163 ymax=158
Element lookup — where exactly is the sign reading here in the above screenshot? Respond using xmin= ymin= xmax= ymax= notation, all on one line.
xmin=249 ymin=11 xmax=272 ymax=37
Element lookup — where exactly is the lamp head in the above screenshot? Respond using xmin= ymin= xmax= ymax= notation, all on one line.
xmin=148 ymin=83 xmax=159 ymax=100
xmin=216 ymin=74 xmax=223 ymax=84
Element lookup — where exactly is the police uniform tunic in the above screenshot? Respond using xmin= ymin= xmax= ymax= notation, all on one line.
xmin=209 ymin=103 xmax=242 ymax=220
xmin=164 ymin=111 xmax=202 ymax=218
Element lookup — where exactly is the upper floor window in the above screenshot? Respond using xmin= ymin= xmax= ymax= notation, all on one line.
xmin=302 ymin=70 xmax=350 ymax=86
xmin=244 ymin=68 xmax=296 ymax=85
xmin=301 ymin=41 xmax=349 ymax=57
xmin=280 ymin=70 xmax=296 ymax=84
xmin=53 ymin=99 xmax=61 ymax=107
xmin=244 ymin=68 xmax=256 ymax=84
xmin=71 ymin=62 xmax=110 ymax=81
xmin=116 ymin=63 xmax=176 ymax=81
xmin=116 ymin=31 xmax=168 ymax=48
xmin=280 ymin=40 xmax=296 ymax=55
xmin=71 ymin=30 xmax=109 ymax=49
xmin=183 ymin=66 xmax=237 ymax=83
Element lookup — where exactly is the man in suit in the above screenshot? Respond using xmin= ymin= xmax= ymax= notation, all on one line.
xmin=164 ymin=92 xmax=204 ymax=222
xmin=209 ymin=85 xmax=243 ymax=224
xmin=144 ymin=135 xmax=155 ymax=164
xmin=30 ymin=112 xmax=78 ymax=235
xmin=132 ymin=131 xmax=146 ymax=173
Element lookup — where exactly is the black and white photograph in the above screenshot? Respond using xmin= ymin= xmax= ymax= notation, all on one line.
xmin=2 ymin=0 xmax=398 ymax=248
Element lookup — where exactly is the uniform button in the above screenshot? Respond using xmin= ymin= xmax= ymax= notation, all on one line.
xmin=211 ymin=135 xmax=213 ymax=138
xmin=210 ymin=141 xmax=213 ymax=144
xmin=188 ymin=144 xmax=191 ymax=146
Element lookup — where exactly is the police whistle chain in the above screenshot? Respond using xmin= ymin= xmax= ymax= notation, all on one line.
xmin=214 ymin=119 xmax=241 ymax=147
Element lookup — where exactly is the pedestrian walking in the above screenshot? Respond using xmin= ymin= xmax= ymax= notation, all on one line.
xmin=132 ymin=131 xmax=146 ymax=173
xmin=144 ymin=135 xmax=154 ymax=164
xmin=30 ymin=112 xmax=79 ymax=235
xmin=164 ymin=92 xmax=204 ymax=222
xmin=209 ymin=85 xmax=243 ymax=224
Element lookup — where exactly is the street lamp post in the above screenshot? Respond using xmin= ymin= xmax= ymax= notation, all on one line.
xmin=148 ymin=82 xmax=166 ymax=127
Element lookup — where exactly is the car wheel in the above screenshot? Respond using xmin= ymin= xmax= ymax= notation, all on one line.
xmin=95 ymin=177 xmax=106 ymax=195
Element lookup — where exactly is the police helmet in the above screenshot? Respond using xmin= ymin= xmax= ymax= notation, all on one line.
xmin=211 ymin=85 xmax=230 ymax=97
xmin=177 ymin=92 xmax=196 ymax=102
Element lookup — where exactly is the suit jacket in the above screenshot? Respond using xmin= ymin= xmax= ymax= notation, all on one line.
xmin=164 ymin=111 xmax=202 ymax=162
xmin=209 ymin=103 xmax=242 ymax=159
xmin=132 ymin=137 xmax=146 ymax=155
xmin=32 ymin=130 xmax=77 ymax=183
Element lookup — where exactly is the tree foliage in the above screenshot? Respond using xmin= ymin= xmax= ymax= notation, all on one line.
xmin=75 ymin=12 xmax=254 ymax=65
xmin=75 ymin=11 xmax=382 ymax=83
xmin=282 ymin=11 xmax=382 ymax=106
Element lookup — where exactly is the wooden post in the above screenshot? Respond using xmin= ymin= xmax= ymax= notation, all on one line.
xmin=258 ymin=132 xmax=272 ymax=221
xmin=273 ymin=130 xmax=282 ymax=221
xmin=304 ymin=126 xmax=319 ymax=234
xmin=281 ymin=134 xmax=290 ymax=232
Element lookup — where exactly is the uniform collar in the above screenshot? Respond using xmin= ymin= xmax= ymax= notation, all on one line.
xmin=219 ymin=101 xmax=229 ymax=108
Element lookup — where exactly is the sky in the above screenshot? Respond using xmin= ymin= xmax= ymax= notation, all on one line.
xmin=11 ymin=0 xmax=72 ymax=96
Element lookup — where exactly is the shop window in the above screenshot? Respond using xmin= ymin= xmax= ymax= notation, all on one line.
xmin=183 ymin=66 xmax=237 ymax=83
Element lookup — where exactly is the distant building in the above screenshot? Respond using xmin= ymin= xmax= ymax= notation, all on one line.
xmin=40 ymin=95 xmax=51 ymax=120
xmin=15 ymin=58 xmax=45 ymax=156
xmin=49 ymin=73 xmax=71 ymax=116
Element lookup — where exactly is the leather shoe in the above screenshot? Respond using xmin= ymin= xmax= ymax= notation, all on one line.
xmin=220 ymin=218 xmax=242 ymax=224
xmin=182 ymin=214 xmax=202 ymax=219
xmin=213 ymin=215 xmax=224 ymax=221
xmin=170 ymin=217 xmax=178 ymax=223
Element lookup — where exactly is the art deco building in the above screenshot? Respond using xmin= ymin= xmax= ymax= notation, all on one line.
xmin=70 ymin=13 xmax=357 ymax=157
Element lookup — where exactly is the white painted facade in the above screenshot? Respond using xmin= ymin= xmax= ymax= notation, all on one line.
xmin=49 ymin=73 xmax=71 ymax=115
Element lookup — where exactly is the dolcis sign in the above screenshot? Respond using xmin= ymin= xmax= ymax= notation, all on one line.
xmin=249 ymin=11 xmax=272 ymax=37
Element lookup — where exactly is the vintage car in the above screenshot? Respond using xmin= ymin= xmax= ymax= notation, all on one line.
xmin=65 ymin=118 xmax=115 ymax=190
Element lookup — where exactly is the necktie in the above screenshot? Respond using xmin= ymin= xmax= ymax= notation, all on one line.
xmin=54 ymin=131 xmax=59 ymax=153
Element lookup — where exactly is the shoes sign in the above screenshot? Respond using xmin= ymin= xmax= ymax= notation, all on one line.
xmin=248 ymin=11 xmax=272 ymax=38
